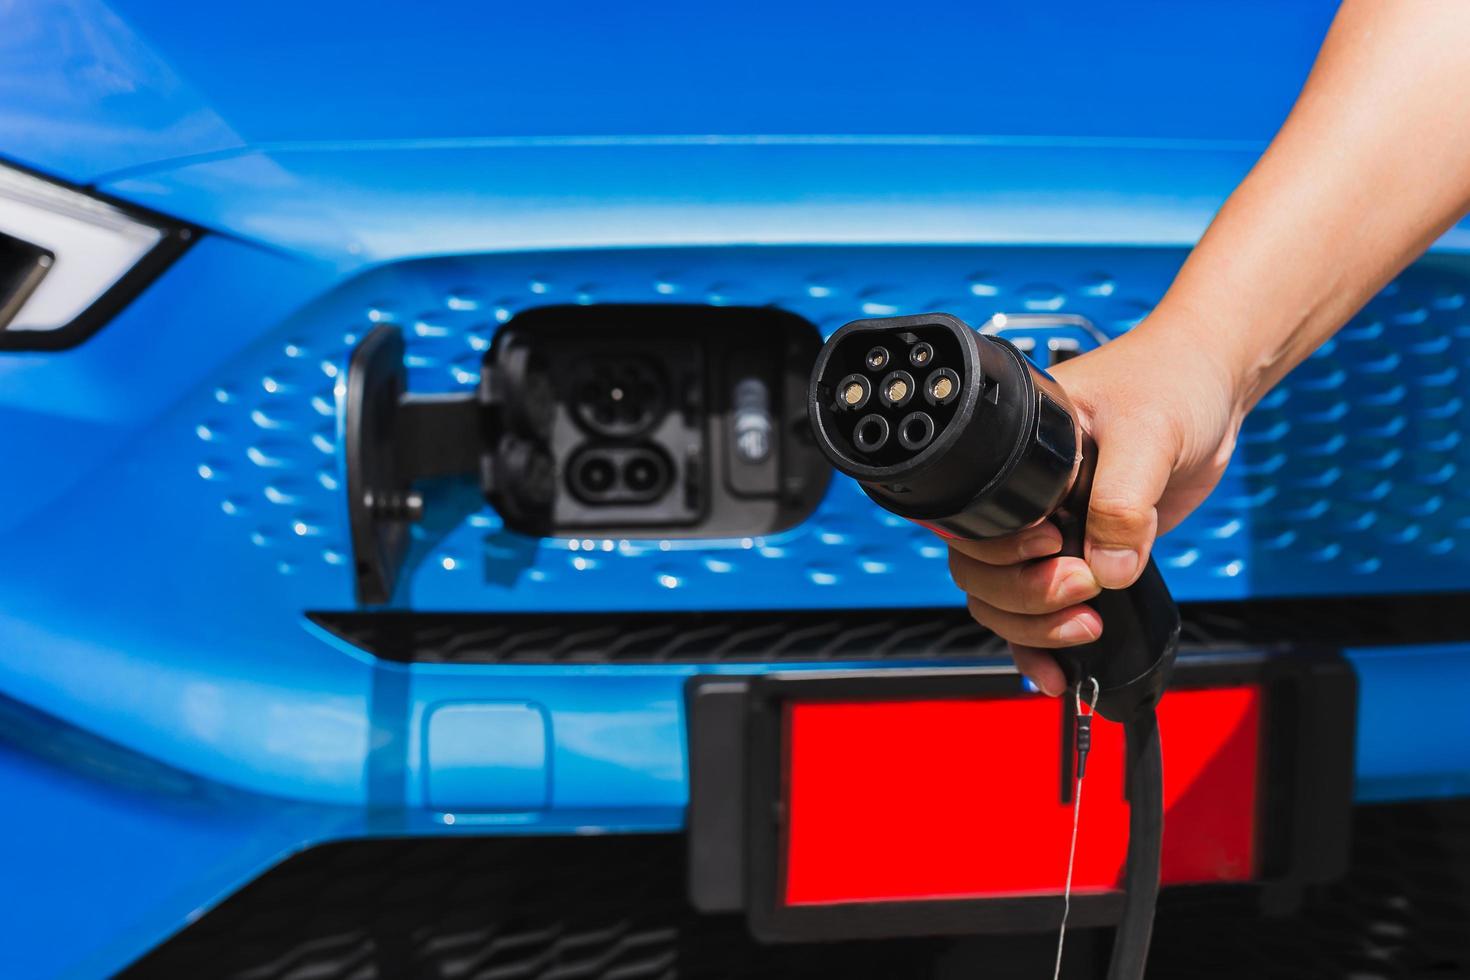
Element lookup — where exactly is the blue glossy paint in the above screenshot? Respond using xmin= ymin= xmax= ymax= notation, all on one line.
xmin=99 ymin=142 xmax=1272 ymax=266
xmin=423 ymin=702 xmax=550 ymax=811
xmin=1349 ymin=645 xmax=1470 ymax=803
xmin=0 ymin=0 xmax=242 ymax=184
xmin=0 ymin=696 xmax=358 ymax=980
xmin=0 ymin=235 xmax=336 ymax=535
xmin=1 ymin=1 xmax=1337 ymax=184
xmin=0 ymin=1 xmax=1468 ymax=975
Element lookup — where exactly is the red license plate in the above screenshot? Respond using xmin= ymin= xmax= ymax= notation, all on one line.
xmin=783 ymin=685 xmax=1261 ymax=906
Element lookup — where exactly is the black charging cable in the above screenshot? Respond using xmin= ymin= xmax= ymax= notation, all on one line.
xmin=1113 ymin=708 xmax=1164 ymax=979
xmin=808 ymin=313 xmax=1181 ymax=980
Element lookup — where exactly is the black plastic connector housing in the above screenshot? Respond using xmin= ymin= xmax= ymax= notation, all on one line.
xmin=810 ymin=313 xmax=1179 ymax=721
xmin=489 ymin=305 xmax=828 ymax=538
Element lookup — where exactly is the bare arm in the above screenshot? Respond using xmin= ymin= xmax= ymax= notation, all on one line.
xmin=1169 ymin=0 xmax=1470 ymax=411
xmin=947 ymin=0 xmax=1470 ymax=695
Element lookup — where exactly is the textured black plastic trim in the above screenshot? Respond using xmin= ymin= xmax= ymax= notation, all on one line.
xmin=309 ymin=593 xmax=1468 ymax=665
xmin=308 ymin=607 xmax=1007 ymax=664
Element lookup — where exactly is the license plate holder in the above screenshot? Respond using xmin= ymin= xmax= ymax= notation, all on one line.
xmin=686 ymin=648 xmax=1355 ymax=942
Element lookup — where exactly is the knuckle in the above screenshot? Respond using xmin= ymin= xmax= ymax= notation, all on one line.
xmin=995 ymin=541 xmax=1029 ymax=565
xmin=946 ymin=550 xmax=972 ymax=592
xmin=964 ymin=596 xmax=996 ymax=629
xmin=959 ymin=538 xmax=1020 ymax=567
xmin=1018 ymin=580 xmax=1058 ymax=615
xmin=993 ymin=542 xmax=1029 ymax=566
xmin=1018 ymin=561 xmax=1082 ymax=614
xmin=1034 ymin=618 xmax=1076 ymax=648
xmin=1006 ymin=610 xmax=1086 ymax=649
xmin=989 ymin=566 xmax=1039 ymax=615
xmin=968 ymin=597 xmax=1067 ymax=649
xmin=1085 ymin=495 xmax=1151 ymax=536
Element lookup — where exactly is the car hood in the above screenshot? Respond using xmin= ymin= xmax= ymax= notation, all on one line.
xmin=0 ymin=0 xmax=1376 ymax=264
xmin=5 ymin=0 xmax=1337 ymax=180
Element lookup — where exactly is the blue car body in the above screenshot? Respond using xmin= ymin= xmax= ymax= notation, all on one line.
xmin=1 ymin=1 xmax=1467 ymax=976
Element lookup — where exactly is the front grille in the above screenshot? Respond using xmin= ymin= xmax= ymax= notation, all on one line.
xmin=122 ymin=802 xmax=1470 ymax=980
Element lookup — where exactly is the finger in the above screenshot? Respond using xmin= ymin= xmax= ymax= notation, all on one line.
xmin=948 ymin=549 xmax=1100 ymax=615
xmin=946 ymin=522 xmax=1063 ymax=566
xmin=1010 ymin=644 xmax=1067 ymax=698
xmin=965 ymin=594 xmax=1103 ymax=649
xmin=1083 ymin=431 xmax=1173 ymax=589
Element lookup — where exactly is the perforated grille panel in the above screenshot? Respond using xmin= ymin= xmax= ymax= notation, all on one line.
xmin=176 ymin=246 xmax=1470 ymax=612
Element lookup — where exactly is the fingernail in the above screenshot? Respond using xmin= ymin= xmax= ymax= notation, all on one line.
xmin=1019 ymin=531 xmax=1060 ymax=559
xmin=1059 ymin=617 xmax=1100 ymax=645
xmin=1062 ymin=568 xmax=1099 ymax=601
xmin=1089 ymin=547 xmax=1139 ymax=589
xmin=1034 ymin=675 xmax=1063 ymax=697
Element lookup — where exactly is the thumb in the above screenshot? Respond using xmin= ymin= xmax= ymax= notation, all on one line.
xmin=1082 ymin=428 xmax=1171 ymax=590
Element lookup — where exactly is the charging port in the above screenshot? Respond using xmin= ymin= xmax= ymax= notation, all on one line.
xmin=343 ymin=304 xmax=829 ymax=601
xmin=571 ymin=354 xmax=668 ymax=438
xmin=486 ymin=305 xmax=828 ymax=537
xmin=567 ymin=444 xmax=673 ymax=505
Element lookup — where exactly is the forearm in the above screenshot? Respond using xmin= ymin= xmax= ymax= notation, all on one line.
xmin=947 ymin=2 xmax=1470 ymax=674
xmin=1137 ymin=0 xmax=1470 ymax=412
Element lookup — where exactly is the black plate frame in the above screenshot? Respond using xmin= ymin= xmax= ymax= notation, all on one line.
xmin=686 ymin=648 xmax=1356 ymax=943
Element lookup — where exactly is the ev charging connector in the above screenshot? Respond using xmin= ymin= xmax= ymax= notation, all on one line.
xmin=808 ymin=313 xmax=1181 ymax=980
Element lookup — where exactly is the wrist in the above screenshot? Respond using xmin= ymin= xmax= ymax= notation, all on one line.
xmin=1132 ymin=292 xmax=1281 ymax=420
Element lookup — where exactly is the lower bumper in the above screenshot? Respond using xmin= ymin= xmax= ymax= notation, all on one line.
xmin=2 ymin=641 xmax=1468 ymax=977
xmin=116 ymin=801 xmax=1470 ymax=980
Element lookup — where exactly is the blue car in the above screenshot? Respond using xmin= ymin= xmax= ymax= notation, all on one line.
xmin=2 ymin=2 xmax=1467 ymax=977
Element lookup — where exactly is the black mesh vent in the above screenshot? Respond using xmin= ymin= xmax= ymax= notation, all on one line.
xmin=308 ymin=608 xmax=1007 ymax=664
xmin=1150 ymin=801 xmax=1470 ymax=978
xmin=122 ymin=803 xmax=1470 ymax=980
xmin=118 ymin=835 xmax=951 ymax=980
xmin=1175 ymin=593 xmax=1470 ymax=650
xmin=311 ymin=594 xmax=1470 ymax=665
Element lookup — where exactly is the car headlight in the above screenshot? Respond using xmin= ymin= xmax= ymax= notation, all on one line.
xmin=0 ymin=160 xmax=192 ymax=350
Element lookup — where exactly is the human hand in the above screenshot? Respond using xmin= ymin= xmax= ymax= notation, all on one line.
xmin=946 ymin=310 xmax=1246 ymax=695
